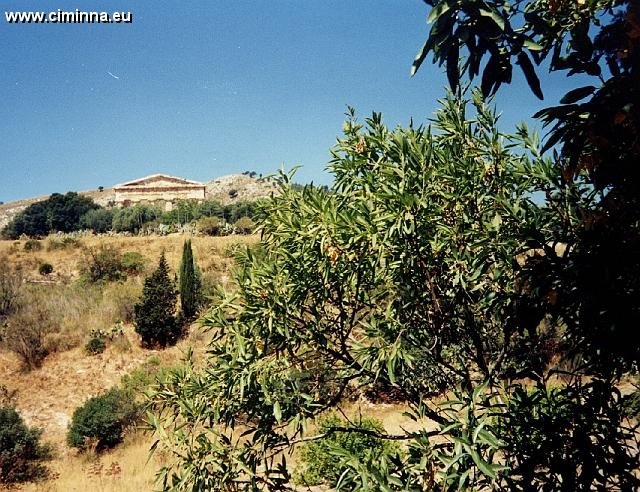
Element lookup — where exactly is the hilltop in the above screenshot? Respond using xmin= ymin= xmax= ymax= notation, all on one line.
xmin=0 ymin=173 xmax=278 ymax=231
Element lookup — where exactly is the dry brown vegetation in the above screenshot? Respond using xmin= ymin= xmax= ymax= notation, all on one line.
xmin=0 ymin=234 xmax=258 ymax=490
xmin=0 ymin=233 xmax=421 ymax=490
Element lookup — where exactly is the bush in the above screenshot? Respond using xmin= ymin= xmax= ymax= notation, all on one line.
xmin=234 ymin=216 xmax=255 ymax=234
xmin=1 ymin=302 xmax=55 ymax=370
xmin=197 ymin=216 xmax=221 ymax=236
xmin=67 ymin=388 xmax=141 ymax=452
xmin=23 ymin=239 xmax=42 ymax=252
xmin=294 ymin=414 xmax=399 ymax=487
xmin=112 ymin=204 xmax=162 ymax=233
xmin=623 ymin=388 xmax=640 ymax=419
xmin=0 ymin=405 xmax=52 ymax=484
xmin=46 ymin=237 xmax=81 ymax=251
xmin=121 ymin=251 xmax=146 ymax=275
xmin=0 ymin=259 xmax=22 ymax=320
xmin=81 ymin=246 xmax=126 ymax=282
xmin=38 ymin=263 xmax=53 ymax=276
xmin=85 ymin=336 xmax=106 ymax=355
xmin=79 ymin=208 xmax=114 ymax=233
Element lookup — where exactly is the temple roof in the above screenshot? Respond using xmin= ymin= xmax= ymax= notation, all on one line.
xmin=113 ymin=174 xmax=205 ymax=189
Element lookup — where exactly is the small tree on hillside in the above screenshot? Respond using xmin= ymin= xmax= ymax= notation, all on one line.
xmin=178 ymin=240 xmax=202 ymax=320
xmin=134 ymin=253 xmax=178 ymax=347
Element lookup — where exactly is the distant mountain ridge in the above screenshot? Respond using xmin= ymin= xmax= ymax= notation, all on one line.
xmin=0 ymin=173 xmax=279 ymax=231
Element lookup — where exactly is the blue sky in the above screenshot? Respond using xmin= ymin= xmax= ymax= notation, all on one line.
xmin=1 ymin=0 xmax=578 ymax=203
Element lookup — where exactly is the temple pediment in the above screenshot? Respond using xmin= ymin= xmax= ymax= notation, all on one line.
xmin=114 ymin=174 xmax=204 ymax=190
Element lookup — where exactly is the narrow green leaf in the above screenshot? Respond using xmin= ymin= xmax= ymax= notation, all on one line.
xmin=479 ymin=8 xmax=505 ymax=31
xmin=559 ymin=86 xmax=596 ymax=104
xmin=273 ymin=401 xmax=282 ymax=423
xmin=523 ymin=38 xmax=544 ymax=51
xmin=517 ymin=51 xmax=543 ymax=100
xmin=428 ymin=1 xmax=451 ymax=24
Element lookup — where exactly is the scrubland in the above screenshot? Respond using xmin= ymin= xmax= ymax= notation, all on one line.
xmin=0 ymin=234 xmax=257 ymax=490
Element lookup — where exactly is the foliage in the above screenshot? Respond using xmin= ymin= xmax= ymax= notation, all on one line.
xmin=1 ymin=192 xmax=99 ymax=238
xmin=23 ymin=239 xmax=42 ymax=251
xmin=0 ymin=405 xmax=52 ymax=484
xmin=134 ymin=253 xmax=179 ymax=347
xmin=0 ymin=258 xmax=22 ymax=321
xmin=149 ymin=96 xmax=542 ymax=489
xmin=178 ymin=240 xmax=202 ymax=320
xmin=234 ymin=216 xmax=255 ymax=234
xmin=79 ymin=208 xmax=115 ymax=233
xmin=81 ymin=245 xmax=127 ymax=282
xmin=412 ymin=0 xmax=638 ymax=189
xmin=197 ymin=216 xmax=222 ymax=236
xmin=149 ymin=93 xmax=639 ymax=491
xmin=623 ymin=387 xmax=640 ymax=419
xmin=46 ymin=236 xmax=81 ymax=251
xmin=223 ymin=201 xmax=260 ymax=223
xmin=1 ymin=301 xmax=56 ymax=370
xmin=85 ymin=336 xmax=106 ymax=355
xmin=112 ymin=203 xmax=162 ymax=233
xmin=294 ymin=414 xmax=400 ymax=488
xmin=38 ymin=263 xmax=53 ymax=276
xmin=66 ymin=388 xmax=141 ymax=451
xmin=497 ymin=379 xmax=639 ymax=490
xmin=414 ymin=0 xmax=640 ymax=375
xmin=121 ymin=251 xmax=146 ymax=275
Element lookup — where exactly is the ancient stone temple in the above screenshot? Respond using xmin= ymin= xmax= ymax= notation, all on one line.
xmin=113 ymin=174 xmax=206 ymax=211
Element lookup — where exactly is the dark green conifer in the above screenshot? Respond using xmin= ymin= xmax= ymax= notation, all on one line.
xmin=134 ymin=252 xmax=178 ymax=347
xmin=178 ymin=239 xmax=201 ymax=320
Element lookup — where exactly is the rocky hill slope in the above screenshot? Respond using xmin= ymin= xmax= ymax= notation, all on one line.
xmin=0 ymin=174 xmax=278 ymax=230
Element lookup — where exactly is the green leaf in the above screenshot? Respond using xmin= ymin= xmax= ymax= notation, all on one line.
xmin=559 ymin=86 xmax=596 ymax=104
xmin=469 ymin=448 xmax=496 ymax=479
xmin=479 ymin=8 xmax=505 ymax=31
xmin=428 ymin=1 xmax=452 ymax=25
xmin=273 ymin=401 xmax=282 ymax=423
xmin=523 ymin=38 xmax=544 ymax=51
xmin=517 ymin=51 xmax=543 ymax=100
xmin=411 ymin=37 xmax=435 ymax=76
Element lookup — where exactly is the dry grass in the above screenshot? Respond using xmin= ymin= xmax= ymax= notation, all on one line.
xmin=0 ymin=233 xmax=424 ymax=491
xmin=18 ymin=432 xmax=162 ymax=492
xmin=0 ymin=234 xmax=258 ymax=290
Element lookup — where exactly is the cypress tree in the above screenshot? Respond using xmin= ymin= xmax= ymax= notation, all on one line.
xmin=178 ymin=239 xmax=201 ymax=320
xmin=134 ymin=252 xmax=178 ymax=347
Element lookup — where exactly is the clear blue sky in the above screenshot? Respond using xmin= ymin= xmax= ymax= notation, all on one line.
xmin=1 ymin=0 xmax=578 ymax=203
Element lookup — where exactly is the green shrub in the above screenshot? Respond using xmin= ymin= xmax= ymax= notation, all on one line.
xmin=67 ymin=388 xmax=141 ymax=451
xmin=81 ymin=245 xmax=126 ymax=282
xmin=47 ymin=237 xmax=81 ymax=251
xmin=0 ymin=405 xmax=52 ymax=484
xmin=120 ymin=356 xmax=177 ymax=397
xmin=121 ymin=251 xmax=146 ymax=275
xmin=1 ymin=302 xmax=55 ymax=370
xmin=23 ymin=239 xmax=42 ymax=252
xmin=79 ymin=208 xmax=114 ymax=233
xmin=38 ymin=263 xmax=54 ymax=276
xmin=234 ymin=216 xmax=255 ymax=234
xmin=0 ymin=259 xmax=22 ymax=320
xmin=196 ymin=216 xmax=221 ymax=236
xmin=294 ymin=414 xmax=399 ymax=487
xmin=623 ymin=388 xmax=640 ymax=419
xmin=85 ymin=336 xmax=106 ymax=355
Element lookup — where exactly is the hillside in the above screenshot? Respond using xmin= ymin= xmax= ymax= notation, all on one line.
xmin=0 ymin=233 xmax=421 ymax=491
xmin=0 ymin=173 xmax=279 ymax=231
